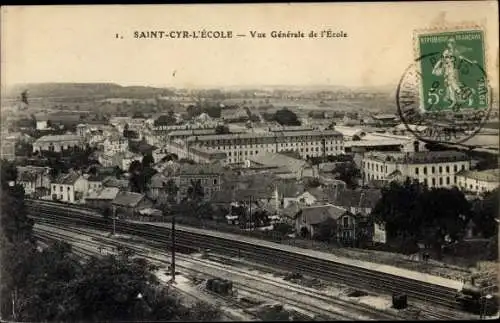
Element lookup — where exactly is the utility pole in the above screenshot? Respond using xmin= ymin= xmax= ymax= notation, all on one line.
xmin=112 ymin=206 xmax=117 ymax=235
xmin=171 ymin=215 xmax=176 ymax=282
xmin=248 ymin=195 xmax=253 ymax=231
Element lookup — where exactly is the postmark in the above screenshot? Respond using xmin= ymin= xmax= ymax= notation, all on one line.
xmin=396 ymin=27 xmax=493 ymax=145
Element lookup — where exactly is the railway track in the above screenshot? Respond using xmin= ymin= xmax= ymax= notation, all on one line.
xmin=34 ymin=227 xmax=253 ymax=321
xmin=33 ymin=222 xmax=400 ymax=320
xmin=27 ymin=200 xmax=471 ymax=319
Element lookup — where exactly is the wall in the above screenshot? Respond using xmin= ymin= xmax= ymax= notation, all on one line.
xmin=51 ymin=183 xmax=75 ymax=203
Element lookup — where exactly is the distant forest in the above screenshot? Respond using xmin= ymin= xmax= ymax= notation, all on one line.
xmin=5 ymin=83 xmax=176 ymax=100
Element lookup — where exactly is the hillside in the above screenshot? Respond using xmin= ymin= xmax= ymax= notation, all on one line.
xmin=5 ymin=83 xmax=175 ymax=100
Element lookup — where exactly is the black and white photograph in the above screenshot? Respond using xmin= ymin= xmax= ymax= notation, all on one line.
xmin=1 ymin=2 xmax=499 ymax=321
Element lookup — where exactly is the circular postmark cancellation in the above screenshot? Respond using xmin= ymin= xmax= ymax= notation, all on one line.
xmin=396 ymin=29 xmax=493 ymax=145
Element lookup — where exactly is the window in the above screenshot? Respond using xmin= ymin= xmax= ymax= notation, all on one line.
xmin=461 ymin=165 xmax=465 ymax=171
xmin=432 ymin=178 xmax=436 ymax=186
xmin=446 ymin=177 xmax=450 ymax=185
xmin=343 ymin=216 xmax=349 ymax=228
xmin=67 ymin=187 xmax=71 ymax=191
xmin=60 ymin=186 xmax=63 ymax=192
xmin=423 ymin=167 xmax=427 ymax=175
xmin=423 ymin=178 xmax=428 ymax=186
xmin=446 ymin=166 xmax=450 ymax=173
xmin=376 ymin=165 xmax=379 ymax=172
xmin=213 ymin=179 xmax=218 ymax=185
xmin=439 ymin=166 xmax=443 ymax=173
xmin=454 ymin=165 xmax=457 ymax=172
xmin=432 ymin=166 xmax=435 ymax=174
xmin=439 ymin=178 xmax=443 ymax=185
xmin=52 ymin=185 xmax=56 ymax=191
xmin=415 ymin=167 xmax=419 ymax=175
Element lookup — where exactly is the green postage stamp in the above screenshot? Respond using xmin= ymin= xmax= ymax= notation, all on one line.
xmin=415 ymin=29 xmax=489 ymax=113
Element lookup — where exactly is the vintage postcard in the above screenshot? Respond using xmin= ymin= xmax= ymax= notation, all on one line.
xmin=1 ymin=2 xmax=499 ymax=322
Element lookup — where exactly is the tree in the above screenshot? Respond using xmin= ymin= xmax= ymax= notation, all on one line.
xmin=164 ymin=179 xmax=179 ymax=203
xmin=372 ymin=179 xmax=472 ymax=258
xmin=273 ymin=108 xmax=301 ymax=126
xmin=123 ymin=123 xmax=130 ymax=137
xmin=128 ymin=160 xmax=144 ymax=193
xmin=470 ymin=188 xmax=499 ymax=239
xmin=305 ymin=177 xmax=321 ymax=189
xmin=313 ymin=217 xmax=337 ymax=242
xmin=187 ymin=179 xmax=204 ymax=202
xmin=154 ymin=112 xmax=176 ymax=127
xmin=4 ymin=235 xmax=222 ymax=322
xmin=332 ymin=162 xmax=360 ymax=189
xmin=142 ymin=152 xmax=155 ymax=169
xmin=273 ymin=223 xmax=293 ymax=236
xmin=1 ymin=159 xmax=18 ymax=188
xmin=1 ymin=161 xmax=37 ymax=320
xmin=252 ymin=210 xmax=270 ymax=227
xmin=417 ymin=187 xmax=471 ymax=251
xmin=215 ymin=125 xmax=230 ymax=135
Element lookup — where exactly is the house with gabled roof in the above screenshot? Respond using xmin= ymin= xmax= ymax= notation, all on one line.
xmin=112 ymin=191 xmax=153 ymax=218
xmin=85 ymin=187 xmax=120 ymax=211
xmin=50 ymin=171 xmax=88 ymax=203
xmin=294 ymin=204 xmax=348 ymax=239
xmin=331 ymin=188 xmax=382 ymax=216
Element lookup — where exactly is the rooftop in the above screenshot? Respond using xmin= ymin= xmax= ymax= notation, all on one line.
xmin=112 ymin=191 xmax=146 ymax=207
xmin=299 ymin=204 xmax=347 ymax=225
xmin=364 ymin=151 xmax=470 ymax=164
xmin=372 ymin=114 xmax=398 ymax=121
xmin=35 ymin=135 xmax=82 ymax=143
xmin=168 ymin=129 xmax=216 ymax=137
xmin=394 ymin=123 xmax=428 ymax=132
xmin=85 ymin=187 xmax=120 ymax=200
xmin=247 ymin=152 xmax=308 ymax=175
xmin=186 ymin=129 xmax=342 ymax=142
xmin=457 ymin=168 xmax=499 ymax=183
xmin=177 ymin=163 xmax=226 ymax=176
xmin=333 ymin=189 xmax=382 ymax=209
xmin=333 ymin=126 xmax=366 ymax=138
xmin=150 ymin=173 xmax=170 ymax=188
xmin=102 ymin=176 xmax=129 ymax=189
xmin=52 ymin=172 xmax=81 ymax=185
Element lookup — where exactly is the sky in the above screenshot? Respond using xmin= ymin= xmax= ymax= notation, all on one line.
xmin=1 ymin=2 xmax=499 ymax=89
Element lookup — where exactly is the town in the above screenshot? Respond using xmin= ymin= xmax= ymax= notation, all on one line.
xmin=1 ymin=82 xmax=498 ymax=321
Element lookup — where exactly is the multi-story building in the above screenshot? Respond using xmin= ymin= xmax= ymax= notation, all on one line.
xmin=103 ymin=134 xmax=129 ymax=155
xmin=456 ymin=168 xmax=499 ymax=194
xmin=1 ymin=135 xmax=16 ymax=160
xmin=98 ymin=151 xmax=142 ymax=171
xmin=164 ymin=140 xmax=226 ymax=164
xmin=362 ymin=151 xmax=471 ymax=188
xmin=185 ymin=130 xmax=344 ymax=164
xmin=87 ymin=128 xmax=105 ymax=147
xmin=165 ymin=164 xmax=224 ymax=200
xmin=76 ymin=124 xmax=87 ymax=137
xmin=33 ymin=135 xmax=84 ymax=153
xmin=50 ymin=172 xmax=89 ymax=203
xmin=16 ymin=166 xmax=52 ymax=197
